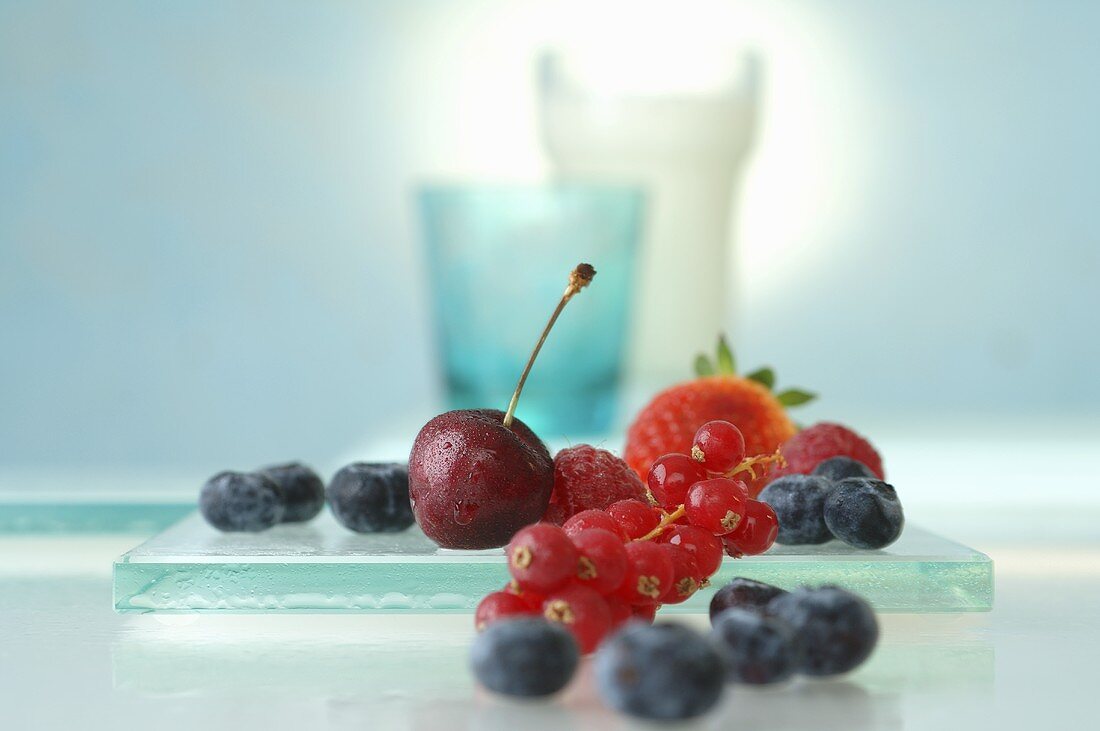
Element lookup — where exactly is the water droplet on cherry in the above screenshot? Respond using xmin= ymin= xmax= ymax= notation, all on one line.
xmin=454 ymin=500 xmax=479 ymax=525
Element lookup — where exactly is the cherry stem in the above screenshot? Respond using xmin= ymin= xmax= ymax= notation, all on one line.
xmin=635 ymin=505 xmax=686 ymax=542
xmin=502 ymin=263 xmax=596 ymax=429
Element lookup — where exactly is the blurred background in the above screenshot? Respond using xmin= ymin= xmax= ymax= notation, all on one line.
xmin=2 ymin=0 xmax=1098 ymax=511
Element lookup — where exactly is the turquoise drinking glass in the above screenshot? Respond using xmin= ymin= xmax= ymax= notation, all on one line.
xmin=418 ymin=184 xmax=644 ymax=438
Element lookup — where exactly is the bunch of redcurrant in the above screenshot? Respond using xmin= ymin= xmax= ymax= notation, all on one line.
xmin=474 ymin=421 xmax=784 ymax=653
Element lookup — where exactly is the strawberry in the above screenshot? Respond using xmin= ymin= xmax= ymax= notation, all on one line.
xmin=624 ymin=337 xmax=814 ymax=496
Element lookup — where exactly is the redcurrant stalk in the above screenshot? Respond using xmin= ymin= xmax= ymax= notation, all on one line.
xmin=726 ymin=449 xmax=787 ymax=481
xmin=634 ymin=505 xmax=686 ymax=542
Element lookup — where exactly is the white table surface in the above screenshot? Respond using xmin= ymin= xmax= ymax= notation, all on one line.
xmin=2 ymin=511 xmax=1098 ymax=731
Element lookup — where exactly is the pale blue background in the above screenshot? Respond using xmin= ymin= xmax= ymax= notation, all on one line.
xmin=1 ymin=0 xmax=1098 ymax=480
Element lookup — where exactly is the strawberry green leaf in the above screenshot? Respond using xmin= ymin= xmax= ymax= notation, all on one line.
xmin=716 ymin=335 xmax=736 ymax=375
xmin=694 ymin=354 xmax=716 ymax=377
xmin=745 ymin=367 xmax=775 ymax=390
xmin=776 ymin=389 xmax=816 ymax=407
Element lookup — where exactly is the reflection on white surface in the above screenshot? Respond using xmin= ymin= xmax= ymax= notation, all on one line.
xmin=4 ymin=515 xmax=1100 ymax=730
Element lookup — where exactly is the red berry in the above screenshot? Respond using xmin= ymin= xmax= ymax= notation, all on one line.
xmin=664 ymin=524 xmax=724 ymax=577
xmin=691 ymin=420 xmax=747 ymax=473
xmin=562 ymin=509 xmax=628 ymax=540
xmin=503 ymin=579 xmax=545 ymax=610
xmin=723 ymin=499 xmax=779 ymax=557
xmin=506 ymin=523 xmax=578 ymax=593
xmin=658 ymin=544 xmax=702 ymax=604
xmin=773 ymin=422 xmax=884 ymax=481
xmin=474 ymin=591 xmax=531 ymax=631
xmin=647 ymin=453 xmax=708 ymax=509
xmin=571 ymin=528 xmax=629 ymax=595
xmin=547 ymin=444 xmax=648 ymax=523
xmin=685 ymin=478 xmax=749 ymax=536
xmin=731 ymin=479 xmax=749 ymax=499
xmin=607 ymin=499 xmax=660 ymax=540
xmin=614 ymin=541 xmax=674 ymax=605
xmin=630 ymin=603 xmax=658 ymax=624
xmin=542 ymin=584 xmax=613 ymax=654
xmin=606 ymin=597 xmax=633 ymax=630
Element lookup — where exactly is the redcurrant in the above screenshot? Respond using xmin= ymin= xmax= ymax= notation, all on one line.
xmin=475 ymin=591 xmax=531 ymax=631
xmin=606 ymin=597 xmax=633 ymax=630
xmin=506 ymin=523 xmax=578 ymax=593
xmin=658 ymin=544 xmax=703 ymax=605
xmin=542 ymin=584 xmax=613 ymax=654
xmin=607 ymin=499 xmax=660 ymax=540
xmin=692 ymin=420 xmax=747 ymax=473
xmin=630 ymin=603 xmax=658 ymax=624
xmin=503 ymin=579 xmax=545 ymax=610
xmin=663 ymin=524 xmax=725 ymax=577
xmin=563 ymin=509 xmax=627 ymax=540
xmin=723 ymin=499 xmax=779 ymax=557
xmin=614 ymin=541 xmax=674 ymax=605
xmin=571 ymin=528 xmax=629 ymax=595
xmin=685 ymin=478 xmax=748 ymax=536
xmin=647 ymin=453 xmax=708 ymax=509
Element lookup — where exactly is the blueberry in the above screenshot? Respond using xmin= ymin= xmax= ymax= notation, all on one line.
xmin=767 ymin=586 xmax=879 ymax=676
xmin=595 ymin=623 xmax=726 ymax=720
xmin=758 ymin=474 xmax=835 ymax=545
xmin=711 ymin=608 xmax=803 ymax=685
xmin=470 ymin=618 xmax=579 ymax=697
xmin=823 ymin=477 xmax=904 ymax=549
xmin=812 ymin=456 xmax=876 ymax=482
xmin=258 ymin=462 xmax=325 ymax=523
xmin=709 ymin=577 xmax=787 ymax=624
xmin=327 ymin=462 xmax=414 ymax=533
xmin=200 ymin=471 xmax=284 ymax=532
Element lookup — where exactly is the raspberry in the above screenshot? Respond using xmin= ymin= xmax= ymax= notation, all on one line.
xmin=685 ymin=478 xmax=748 ymax=536
xmin=542 ymin=584 xmax=613 ymax=654
xmin=691 ymin=420 xmax=746 ymax=474
xmin=774 ymin=422 xmax=884 ymax=480
xmin=571 ymin=528 xmax=629 ymax=595
xmin=664 ymin=524 xmax=724 ymax=577
xmin=647 ymin=453 xmax=708 ymax=509
xmin=607 ymin=499 xmax=661 ymax=540
xmin=475 ymin=591 xmax=531 ymax=631
xmin=659 ymin=544 xmax=702 ymax=604
xmin=547 ymin=445 xmax=648 ymax=524
xmin=507 ymin=523 xmax=578 ymax=593
xmin=615 ymin=541 xmax=674 ymax=605
xmin=722 ymin=499 xmax=779 ymax=557
xmin=562 ymin=509 xmax=628 ymax=540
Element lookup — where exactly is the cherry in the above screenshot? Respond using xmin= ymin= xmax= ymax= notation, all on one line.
xmin=659 ymin=544 xmax=702 ymax=605
xmin=723 ymin=499 xmax=779 ymax=557
xmin=563 ymin=509 xmax=628 ymax=540
xmin=663 ymin=524 xmax=724 ymax=578
xmin=571 ymin=528 xmax=629 ymax=595
xmin=615 ymin=541 xmax=674 ymax=605
xmin=507 ymin=523 xmax=578 ymax=593
xmin=692 ymin=420 xmax=747 ymax=474
xmin=475 ymin=591 xmax=531 ymax=631
xmin=542 ymin=584 xmax=613 ymax=654
xmin=408 ymin=264 xmax=596 ymax=549
xmin=647 ymin=453 xmax=708 ymax=509
xmin=685 ymin=478 xmax=749 ymax=536
xmin=608 ymin=499 xmax=660 ymax=540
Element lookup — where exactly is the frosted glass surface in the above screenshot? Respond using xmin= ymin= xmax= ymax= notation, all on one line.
xmin=114 ymin=512 xmax=993 ymax=613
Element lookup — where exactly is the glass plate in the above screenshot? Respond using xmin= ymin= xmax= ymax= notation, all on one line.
xmin=114 ymin=511 xmax=993 ymax=613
